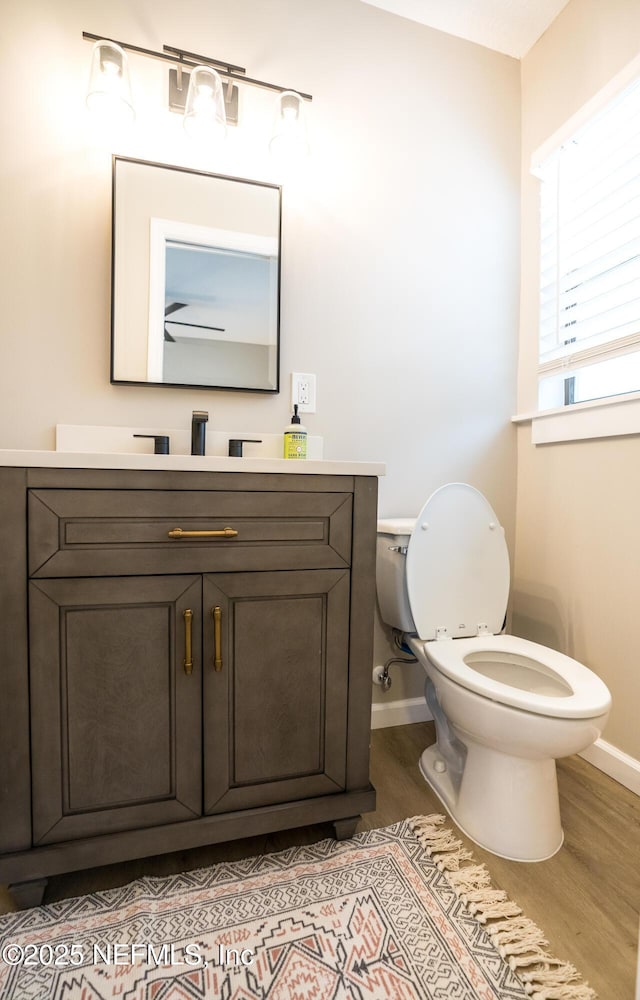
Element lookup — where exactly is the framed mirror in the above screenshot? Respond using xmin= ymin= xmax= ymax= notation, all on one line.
xmin=111 ymin=157 xmax=281 ymax=393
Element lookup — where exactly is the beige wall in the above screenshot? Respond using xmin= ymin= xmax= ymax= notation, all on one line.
xmin=1 ymin=0 xmax=520 ymax=707
xmin=516 ymin=0 xmax=640 ymax=759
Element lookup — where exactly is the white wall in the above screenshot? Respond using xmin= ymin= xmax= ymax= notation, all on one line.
xmin=515 ymin=0 xmax=640 ymax=761
xmin=1 ymin=0 xmax=520 ymax=705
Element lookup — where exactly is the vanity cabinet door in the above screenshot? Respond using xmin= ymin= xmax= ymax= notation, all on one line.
xmin=29 ymin=576 xmax=203 ymax=845
xmin=202 ymin=570 xmax=350 ymax=814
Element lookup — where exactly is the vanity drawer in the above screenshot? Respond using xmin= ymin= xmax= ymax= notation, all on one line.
xmin=28 ymin=489 xmax=353 ymax=577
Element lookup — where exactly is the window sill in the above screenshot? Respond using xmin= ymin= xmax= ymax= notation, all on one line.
xmin=512 ymin=390 xmax=640 ymax=444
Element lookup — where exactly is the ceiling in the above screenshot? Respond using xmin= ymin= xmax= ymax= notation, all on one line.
xmin=358 ymin=0 xmax=572 ymax=58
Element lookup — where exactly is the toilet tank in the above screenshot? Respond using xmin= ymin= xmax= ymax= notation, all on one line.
xmin=376 ymin=518 xmax=416 ymax=632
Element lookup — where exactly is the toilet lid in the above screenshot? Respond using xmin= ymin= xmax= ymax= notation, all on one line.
xmin=406 ymin=483 xmax=510 ymax=640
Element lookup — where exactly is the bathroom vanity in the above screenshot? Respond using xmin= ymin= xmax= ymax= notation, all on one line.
xmin=0 ymin=452 xmax=382 ymax=906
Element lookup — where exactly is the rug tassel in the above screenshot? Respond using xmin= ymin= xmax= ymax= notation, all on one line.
xmin=460 ymin=888 xmax=509 ymax=905
xmin=447 ymin=864 xmax=492 ymax=891
xmin=426 ymin=832 xmax=467 ymax=854
xmin=519 ymin=962 xmax=597 ymax=1000
xmin=488 ymin=916 xmax=544 ymax=945
xmin=412 ymin=814 xmax=447 ymax=835
xmin=527 ymin=986 xmax=597 ymax=1000
xmin=520 ymin=962 xmax=583 ymax=984
xmin=497 ymin=929 xmax=549 ymax=956
xmin=470 ymin=899 xmax=523 ymax=921
xmin=433 ymin=849 xmax=475 ymax=871
xmin=507 ymin=947 xmax=557 ymax=968
xmin=409 ymin=817 xmax=597 ymax=999
xmin=412 ymin=815 xmax=479 ymax=872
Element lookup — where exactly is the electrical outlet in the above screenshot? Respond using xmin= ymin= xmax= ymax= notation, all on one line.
xmin=291 ymin=372 xmax=316 ymax=413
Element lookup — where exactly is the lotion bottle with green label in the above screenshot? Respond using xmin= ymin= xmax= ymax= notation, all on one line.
xmin=283 ymin=404 xmax=307 ymax=459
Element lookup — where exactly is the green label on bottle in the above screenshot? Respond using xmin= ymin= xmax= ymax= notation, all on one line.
xmin=284 ymin=431 xmax=307 ymax=459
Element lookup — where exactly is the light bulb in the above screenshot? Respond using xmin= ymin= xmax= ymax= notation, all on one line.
xmin=86 ymin=40 xmax=134 ymax=125
xmin=270 ymin=90 xmax=309 ymax=160
xmin=183 ymin=66 xmax=226 ymax=143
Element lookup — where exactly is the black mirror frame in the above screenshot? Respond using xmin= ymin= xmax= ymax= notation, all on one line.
xmin=110 ymin=155 xmax=282 ymax=394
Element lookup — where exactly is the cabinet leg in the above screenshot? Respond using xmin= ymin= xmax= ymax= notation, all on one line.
xmin=0 ymin=885 xmax=18 ymax=913
xmin=9 ymin=878 xmax=48 ymax=910
xmin=333 ymin=816 xmax=359 ymax=841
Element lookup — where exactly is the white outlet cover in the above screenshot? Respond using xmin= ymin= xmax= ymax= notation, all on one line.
xmin=291 ymin=372 xmax=317 ymax=413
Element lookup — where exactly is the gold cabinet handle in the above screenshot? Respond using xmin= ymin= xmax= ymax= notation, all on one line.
xmin=212 ymin=606 xmax=223 ymax=671
xmin=168 ymin=527 xmax=238 ymax=539
xmin=183 ymin=609 xmax=193 ymax=675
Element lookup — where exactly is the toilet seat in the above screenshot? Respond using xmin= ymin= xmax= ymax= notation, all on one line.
xmin=402 ymin=484 xmax=610 ymax=721
xmin=415 ymin=633 xmax=611 ymax=720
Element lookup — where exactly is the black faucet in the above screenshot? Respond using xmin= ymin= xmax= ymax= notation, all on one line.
xmin=133 ymin=433 xmax=170 ymax=454
xmin=191 ymin=411 xmax=208 ymax=456
xmin=228 ymin=438 xmax=262 ymax=457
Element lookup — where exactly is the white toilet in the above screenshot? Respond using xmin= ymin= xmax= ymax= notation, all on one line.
xmin=376 ymin=482 xmax=611 ymax=862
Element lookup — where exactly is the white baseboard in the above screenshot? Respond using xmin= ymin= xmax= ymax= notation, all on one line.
xmin=579 ymin=738 xmax=640 ymax=796
xmin=371 ymin=697 xmax=431 ymax=730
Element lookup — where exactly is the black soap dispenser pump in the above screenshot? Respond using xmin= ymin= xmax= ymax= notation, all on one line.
xmin=191 ymin=411 xmax=208 ymax=456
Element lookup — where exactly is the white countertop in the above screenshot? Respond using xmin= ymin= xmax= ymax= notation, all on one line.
xmin=0 ymin=450 xmax=385 ymax=477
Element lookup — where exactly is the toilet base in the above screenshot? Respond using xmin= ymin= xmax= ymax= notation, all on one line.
xmin=419 ymin=741 xmax=564 ymax=862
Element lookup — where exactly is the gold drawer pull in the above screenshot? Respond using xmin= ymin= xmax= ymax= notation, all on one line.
xmin=168 ymin=527 xmax=238 ymax=539
xmin=212 ymin=606 xmax=223 ymax=672
xmin=183 ymin=609 xmax=193 ymax=675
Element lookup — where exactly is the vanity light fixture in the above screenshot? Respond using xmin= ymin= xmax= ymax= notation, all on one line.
xmin=86 ymin=39 xmax=135 ymax=125
xmin=183 ymin=66 xmax=227 ymax=142
xmin=269 ymin=90 xmax=309 ymax=160
xmin=83 ymin=32 xmax=312 ymax=152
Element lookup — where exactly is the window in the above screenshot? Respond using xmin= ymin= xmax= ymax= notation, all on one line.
xmin=535 ymin=74 xmax=640 ymax=411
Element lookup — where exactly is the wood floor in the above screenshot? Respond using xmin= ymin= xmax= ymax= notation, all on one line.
xmin=38 ymin=723 xmax=640 ymax=998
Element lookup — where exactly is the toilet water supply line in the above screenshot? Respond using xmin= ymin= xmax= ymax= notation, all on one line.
xmin=373 ymin=630 xmax=417 ymax=691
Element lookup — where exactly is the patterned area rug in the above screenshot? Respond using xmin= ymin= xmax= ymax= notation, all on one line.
xmin=0 ymin=816 xmax=595 ymax=999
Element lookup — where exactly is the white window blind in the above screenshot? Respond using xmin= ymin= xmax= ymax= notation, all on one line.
xmin=536 ymin=74 xmax=640 ymax=409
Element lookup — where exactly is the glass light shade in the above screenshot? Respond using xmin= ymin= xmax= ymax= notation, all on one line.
xmin=269 ymin=90 xmax=309 ymax=160
xmin=183 ymin=66 xmax=226 ymax=141
xmin=86 ymin=40 xmax=134 ymax=124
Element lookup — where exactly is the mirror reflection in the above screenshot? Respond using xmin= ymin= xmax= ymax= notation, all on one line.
xmin=111 ymin=157 xmax=281 ymax=392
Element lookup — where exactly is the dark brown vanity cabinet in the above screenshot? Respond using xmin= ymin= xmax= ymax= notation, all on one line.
xmin=202 ymin=569 xmax=350 ymax=815
xmin=29 ymin=574 xmax=204 ymax=846
xmin=0 ymin=467 xmax=377 ymax=903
